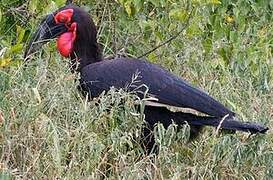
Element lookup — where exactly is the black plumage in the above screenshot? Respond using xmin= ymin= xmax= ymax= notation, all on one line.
xmin=80 ymin=58 xmax=234 ymax=117
xmin=24 ymin=4 xmax=268 ymax=153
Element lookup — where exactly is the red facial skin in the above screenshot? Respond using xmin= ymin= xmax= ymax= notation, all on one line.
xmin=54 ymin=9 xmax=77 ymax=57
xmin=54 ymin=9 xmax=73 ymax=24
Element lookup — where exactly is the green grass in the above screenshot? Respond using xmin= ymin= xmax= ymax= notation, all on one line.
xmin=1 ymin=0 xmax=273 ymax=179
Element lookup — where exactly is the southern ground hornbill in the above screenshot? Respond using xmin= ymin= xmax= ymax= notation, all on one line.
xmin=24 ymin=4 xmax=268 ymax=152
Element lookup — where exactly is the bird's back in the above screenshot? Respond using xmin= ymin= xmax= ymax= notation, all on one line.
xmin=80 ymin=58 xmax=235 ymax=117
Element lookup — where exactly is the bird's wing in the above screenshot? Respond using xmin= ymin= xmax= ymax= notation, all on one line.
xmin=80 ymin=58 xmax=235 ymax=117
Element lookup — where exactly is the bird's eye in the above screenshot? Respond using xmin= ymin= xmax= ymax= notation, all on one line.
xmin=54 ymin=9 xmax=74 ymax=24
xmin=58 ymin=16 xmax=68 ymax=23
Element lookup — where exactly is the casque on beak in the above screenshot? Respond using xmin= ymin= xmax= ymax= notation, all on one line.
xmin=24 ymin=13 xmax=67 ymax=59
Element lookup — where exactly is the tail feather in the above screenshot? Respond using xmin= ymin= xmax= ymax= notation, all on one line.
xmin=184 ymin=115 xmax=268 ymax=134
xmin=144 ymin=106 xmax=268 ymax=134
xmin=143 ymin=106 xmax=268 ymax=154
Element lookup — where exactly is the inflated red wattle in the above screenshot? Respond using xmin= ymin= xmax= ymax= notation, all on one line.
xmin=57 ymin=32 xmax=74 ymax=57
xmin=57 ymin=22 xmax=77 ymax=57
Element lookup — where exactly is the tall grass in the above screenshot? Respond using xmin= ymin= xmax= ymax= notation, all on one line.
xmin=0 ymin=0 xmax=273 ymax=179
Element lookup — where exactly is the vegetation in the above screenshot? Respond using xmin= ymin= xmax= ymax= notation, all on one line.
xmin=0 ymin=0 xmax=272 ymax=179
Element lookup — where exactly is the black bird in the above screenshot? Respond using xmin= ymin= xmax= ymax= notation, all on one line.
xmin=24 ymin=4 xmax=268 ymax=152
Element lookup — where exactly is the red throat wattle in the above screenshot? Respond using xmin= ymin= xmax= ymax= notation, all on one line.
xmin=57 ymin=22 xmax=77 ymax=57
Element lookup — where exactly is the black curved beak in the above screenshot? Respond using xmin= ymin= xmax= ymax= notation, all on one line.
xmin=24 ymin=14 xmax=67 ymax=59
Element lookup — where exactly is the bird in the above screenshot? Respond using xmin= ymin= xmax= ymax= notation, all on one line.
xmin=24 ymin=4 xmax=268 ymax=153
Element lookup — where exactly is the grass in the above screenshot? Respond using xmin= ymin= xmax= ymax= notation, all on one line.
xmin=1 ymin=0 xmax=273 ymax=179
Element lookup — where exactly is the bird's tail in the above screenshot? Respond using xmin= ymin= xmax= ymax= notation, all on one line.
xmin=143 ymin=106 xmax=268 ymax=154
xmin=174 ymin=112 xmax=268 ymax=134
xmin=144 ymin=106 xmax=268 ymax=134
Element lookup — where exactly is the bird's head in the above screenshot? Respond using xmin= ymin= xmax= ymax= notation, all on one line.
xmin=24 ymin=4 xmax=101 ymax=70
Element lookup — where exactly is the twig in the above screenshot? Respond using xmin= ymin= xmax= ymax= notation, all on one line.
xmin=137 ymin=8 xmax=194 ymax=59
xmin=215 ymin=114 xmax=230 ymax=136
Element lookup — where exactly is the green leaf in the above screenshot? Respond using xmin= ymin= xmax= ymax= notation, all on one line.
xmin=202 ymin=38 xmax=212 ymax=53
xmin=16 ymin=25 xmax=26 ymax=44
xmin=54 ymin=0 xmax=66 ymax=7
xmin=119 ymin=0 xmax=136 ymax=17
xmin=0 ymin=9 xmax=2 ymax=24
xmin=186 ymin=23 xmax=202 ymax=37
xmin=208 ymin=0 xmax=222 ymax=5
xmin=43 ymin=1 xmax=58 ymax=15
xmin=29 ymin=0 xmax=38 ymax=14
xmin=148 ymin=52 xmax=157 ymax=63
xmin=132 ymin=0 xmax=143 ymax=13
xmin=124 ymin=1 xmax=133 ymax=16
xmin=169 ymin=9 xmax=188 ymax=22
xmin=9 ymin=43 xmax=23 ymax=54
xmin=226 ymin=99 xmax=237 ymax=111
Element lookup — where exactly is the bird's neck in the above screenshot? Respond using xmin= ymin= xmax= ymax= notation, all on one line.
xmin=70 ymin=40 xmax=102 ymax=72
xmin=68 ymin=21 xmax=102 ymax=72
